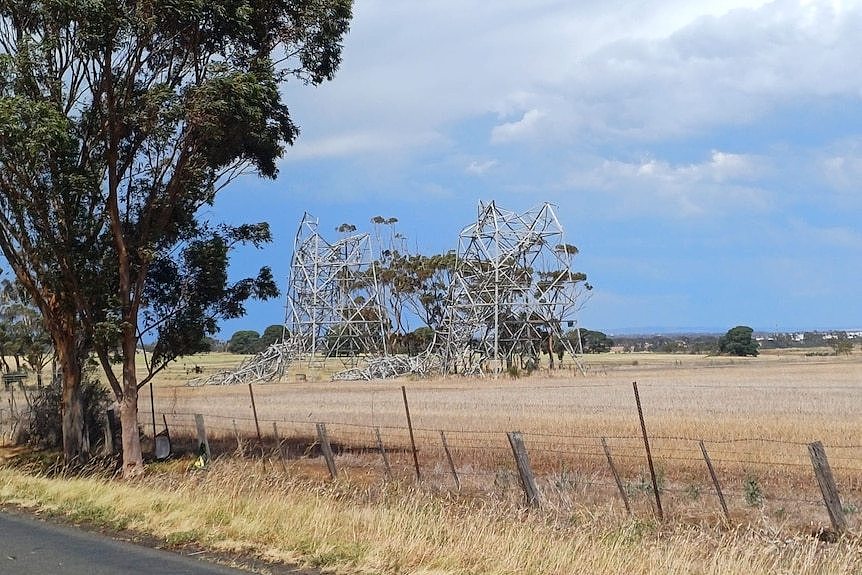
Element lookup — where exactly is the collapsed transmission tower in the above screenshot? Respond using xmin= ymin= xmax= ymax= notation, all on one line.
xmin=286 ymin=213 xmax=387 ymax=367
xmin=439 ymin=201 xmax=587 ymax=375
xmin=190 ymin=213 xmax=386 ymax=385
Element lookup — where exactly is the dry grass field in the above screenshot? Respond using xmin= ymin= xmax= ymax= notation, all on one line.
xmin=2 ymin=349 xmax=862 ymax=573
xmin=137 ymin=350 xmax=862 ymax=532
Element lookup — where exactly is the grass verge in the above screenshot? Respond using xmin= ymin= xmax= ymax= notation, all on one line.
xmin=0 ymin=455 xmax=860 ymax=574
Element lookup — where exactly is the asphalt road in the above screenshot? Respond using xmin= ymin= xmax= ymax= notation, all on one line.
xmin=0 ymin=511 xmax=251 ymax=574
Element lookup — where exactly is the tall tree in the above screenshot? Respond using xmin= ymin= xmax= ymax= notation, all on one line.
xmin=0 ymin=0 xmax=352 ymax=473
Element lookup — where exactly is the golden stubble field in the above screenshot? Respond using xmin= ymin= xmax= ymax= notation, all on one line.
xmin=3 ymin=349 xmax=862 ymax=574
xmin=137 ymin=349 xmax=862 ymax=532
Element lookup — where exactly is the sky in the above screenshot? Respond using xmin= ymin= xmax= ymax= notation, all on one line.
xmin=215 ymin=0 xmax=862 ymax=336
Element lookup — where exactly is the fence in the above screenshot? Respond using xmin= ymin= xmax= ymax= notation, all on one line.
xmin=143 ymin=382 xmax=861 ymax=534
xmin=2 ymin=380 xmax=860 ymax=533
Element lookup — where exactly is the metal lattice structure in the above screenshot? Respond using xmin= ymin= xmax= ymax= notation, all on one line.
xmin=191 ymin=213 xmax=387 ymax=386
xmin=438 ymin=201 xmax=587 ymax=375
xmin=286 ymin=213 xmax=387 ymax=367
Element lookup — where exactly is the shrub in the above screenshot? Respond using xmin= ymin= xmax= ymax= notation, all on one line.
xmin=29 ymin=373 xmax=111 ymax=450
xmin=743 ymin=474 xmax=764 ymax=507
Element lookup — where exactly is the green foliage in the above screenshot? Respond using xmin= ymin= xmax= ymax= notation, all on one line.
xmin=0 ymin=279 xmax=53 ymax=378
xmin=829 ymin=336 xmax=854 ymax=356
xmin=743 ymin=475 xmax=764 ymax=507
xmin=0 ymin=0 xmax=351 ymax=461
xmin=564 ymin=329 xmax=614 ymax=354
xmin=29 ymin=374 xmax=111 ymax=449
xmin=718 ymin=326 xmax=759 ymax=357
xmin=375 ymin=251 xmax=457 ymax=334
xmin=227 ymin=330 xmax=262 ymax=354
xmin=259 ymin=324 xmax=286 ymax=349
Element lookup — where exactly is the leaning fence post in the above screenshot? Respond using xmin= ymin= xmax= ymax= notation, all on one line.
xmin=440 ymin=430 xmax=460 ymax=490
xmin=601 ymin=437 xmax=631 ymax=515
xmin=632 ymin=381 xmax=663 ymax=520
xmin=194 ymin=413 xmax=211 ymax=462
xmin=248 ymin=383 xmax=262 ymax=445
xmin=699 ymin=440 xmax=730 ymax=522
xmin=316 ymin=422 xmax=338 ymax=479
xmin=374 ymin=426 xmax=392 ymax=479
xmin=808 ymin=441 xmax=846 ymax=533
xmin=506 ymin=431 xmax=541 ymax=508
xmin=401 ymin=385 xmax=421 ymax=481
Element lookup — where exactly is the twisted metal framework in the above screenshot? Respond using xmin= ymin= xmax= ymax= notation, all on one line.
xmin=286 ymin=213 xmax=387 ymax=367
xmin=438 ymin=201 xmax=586 ymax=375
xmin=191 ymin=213 xmax=386 ymax=385
xmin=192 ymin=202 xmax=586 ymax=385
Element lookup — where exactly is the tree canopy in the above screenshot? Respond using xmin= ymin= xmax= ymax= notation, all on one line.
xmin=718 ymin=326 xmax=758 ymax=357
xmin=0 ymin=0 xmax=352 ymax=473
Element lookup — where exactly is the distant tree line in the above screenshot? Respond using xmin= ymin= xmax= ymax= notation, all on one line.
xmin=226 ymin=325 xmax=286 ymax=354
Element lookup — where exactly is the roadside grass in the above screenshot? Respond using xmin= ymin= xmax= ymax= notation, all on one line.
xmin=1 ymin=456 xmax=861 ymax=575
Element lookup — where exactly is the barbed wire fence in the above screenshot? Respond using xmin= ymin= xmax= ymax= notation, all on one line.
xmin=2 ymin=379 xmax=860 ymax=533
xmin=140 ymin=382 xmax=861 ymax=534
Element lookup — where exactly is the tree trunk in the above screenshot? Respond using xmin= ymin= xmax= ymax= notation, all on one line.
xmin=56 ymin=337 xmax=88 ymax=463
xmin=119 ymin=381 xmax=143 ymax=478
xmin=120 ymin=336 xmax=144 ymax=478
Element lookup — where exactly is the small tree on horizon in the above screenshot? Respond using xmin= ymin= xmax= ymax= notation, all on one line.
xmin=718 ymin=326 xmax=759 ymax=357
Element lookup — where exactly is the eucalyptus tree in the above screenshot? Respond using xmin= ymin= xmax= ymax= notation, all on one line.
xmin=0 ymin=0 xmax=352 ymax=474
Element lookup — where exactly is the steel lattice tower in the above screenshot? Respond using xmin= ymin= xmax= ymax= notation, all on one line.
xmin=439 ymin=201 xmax=587 ymax=375
xmin=191 ymin=213 xmax=387 ymax=385
xmin=285 ymin=213 xmax=387 ymax=367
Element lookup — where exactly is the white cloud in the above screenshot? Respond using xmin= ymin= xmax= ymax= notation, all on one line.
xmin=565 ymin=151 xmax=770 ymax=217
xmin=819 ymin=140 xmax=862 ymax=191
xmin=490 ymin=109 xmax=546 ymax=144
xmin=465 ymin=159 xmax=499 ymax=175
xmin=284 ymin=0 xmax=862 ymax=154
xmin=285 ymin=130 xmax=444 ymax=161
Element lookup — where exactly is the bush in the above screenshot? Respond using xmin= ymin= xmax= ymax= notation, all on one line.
xmin=29 ymin=373 xmax=112 ymax=450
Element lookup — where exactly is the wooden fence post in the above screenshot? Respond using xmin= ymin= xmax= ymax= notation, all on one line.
xmin=808 ymin=441 xmax=846 ymax=533
xmin=374 ymin=426 xmax=391 ymax=479
xmin=316 ymin=423 xmax=338 ymax=479
xmin=401 ymin=385 xmax=421 ymax=481
xmin=194 ymin=414 xmax=211 ymax=462
xmin=699 ymin=440 xmax=730 ymax=522
xmin=248 ymin=383 xmax=262 ymax=445
xmin=601 ymin=437 xmax=631 ymax=515
xmin=506 ymin=431 xmax=541 ymax=508
xmin=632 ymin=381 xmax=663 ymax=520
xmin=440 ymin=430 xmax=460 ymax=490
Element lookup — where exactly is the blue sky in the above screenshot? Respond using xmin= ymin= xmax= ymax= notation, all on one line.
xmin=217 ymin=0 xmax=862 ymax=336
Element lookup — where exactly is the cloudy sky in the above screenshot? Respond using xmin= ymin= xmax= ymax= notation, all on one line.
xmin=217 ymin=0 xmax=862 ymax=335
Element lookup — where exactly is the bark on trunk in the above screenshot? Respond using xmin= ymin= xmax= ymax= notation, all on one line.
xmin=56 ymin=337 xmax=88 ymax=463
xmin=119 ymin=382 xmax=143 ymax=478
xmin=119 ymin=335 xmax=144 ymax=478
